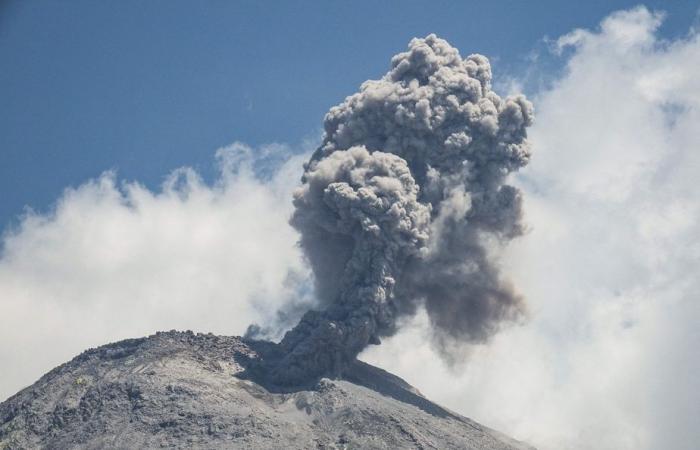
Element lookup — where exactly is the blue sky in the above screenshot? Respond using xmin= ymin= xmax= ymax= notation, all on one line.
xmin=1 ymin=0 xmax=698 ymax=229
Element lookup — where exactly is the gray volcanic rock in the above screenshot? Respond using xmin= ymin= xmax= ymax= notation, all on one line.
xmin=0 ymin=331 xmax=533 ymax=449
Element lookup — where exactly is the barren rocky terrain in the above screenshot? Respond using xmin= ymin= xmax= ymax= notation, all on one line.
xmin=0 ymin=331 xmax=533 ymax=449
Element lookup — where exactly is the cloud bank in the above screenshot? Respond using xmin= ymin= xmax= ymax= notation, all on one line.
xmin=362 ymin=6 xmax=700 ymax=450
xmin=0 ymin=143 xmax=311 ymax=401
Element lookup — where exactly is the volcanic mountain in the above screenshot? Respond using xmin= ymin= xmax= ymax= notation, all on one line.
xmin=0 ymin=331 xmax=532 ymax=449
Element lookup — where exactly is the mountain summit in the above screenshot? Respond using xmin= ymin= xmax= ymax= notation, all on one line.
xmin=0 ymin=331 xmax=532 ymax=449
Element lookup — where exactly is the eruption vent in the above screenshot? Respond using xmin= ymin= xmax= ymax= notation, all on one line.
xmin=271 ymin=34 xmax=533 ymax=384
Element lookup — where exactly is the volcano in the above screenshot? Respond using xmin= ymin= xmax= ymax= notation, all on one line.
xmin=0 ymin=331 xmax=532 ymax=449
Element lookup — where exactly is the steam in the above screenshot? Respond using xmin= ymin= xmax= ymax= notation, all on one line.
xmin=269 ymin=34 xmax=533 ymax=383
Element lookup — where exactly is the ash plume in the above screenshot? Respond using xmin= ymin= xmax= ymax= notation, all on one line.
xmin=270 ymin=34 xmax=533 ymax=384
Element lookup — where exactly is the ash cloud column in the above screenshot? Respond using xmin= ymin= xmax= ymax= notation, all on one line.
xmin=272 ymin=34 xmax=534 ymax=384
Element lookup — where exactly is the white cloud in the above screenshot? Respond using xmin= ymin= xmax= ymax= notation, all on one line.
xmin=362 ymin=6 xmax=700 ymax=450
xmin=0 ymin=142 xmax=311 ymax=401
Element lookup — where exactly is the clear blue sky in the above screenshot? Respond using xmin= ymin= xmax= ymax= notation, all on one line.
xmin=1 ymin=0 xmax=697 ymax=230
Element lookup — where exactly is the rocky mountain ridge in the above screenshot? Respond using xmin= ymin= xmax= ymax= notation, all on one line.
xmin=0 ymin=331 xmax=533 ymax=449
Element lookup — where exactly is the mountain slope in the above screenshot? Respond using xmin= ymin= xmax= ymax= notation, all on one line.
xmin=0 ymin=331 xmax=532 ymax=449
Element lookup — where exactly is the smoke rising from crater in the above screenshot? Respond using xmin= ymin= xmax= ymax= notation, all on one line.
xmin=271 ymin=34 xmax=533 ymax=383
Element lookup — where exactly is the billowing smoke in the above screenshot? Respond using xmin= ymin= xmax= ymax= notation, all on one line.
xmin=269 ymin=34 xmax=533 ymax=384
